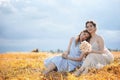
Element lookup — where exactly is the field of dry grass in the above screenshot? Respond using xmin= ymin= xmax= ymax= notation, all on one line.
xmin=0 ymin=52 xmax=120 ymax=80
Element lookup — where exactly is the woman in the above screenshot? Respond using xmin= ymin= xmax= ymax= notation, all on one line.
xmin=43 ymin=30 xmax=91 ymax=74
xmin=73 ymin=21 xmax=114 ymax=76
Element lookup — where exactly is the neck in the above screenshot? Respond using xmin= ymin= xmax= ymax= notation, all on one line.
xmin=91 ymin=32 xmax=96 ymax=38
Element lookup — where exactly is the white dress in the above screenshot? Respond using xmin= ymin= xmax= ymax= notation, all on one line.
xmin=81 ymin=37 xmax=114 ymax=72
xmin=44 ymin=37 xmax=83 ymax=72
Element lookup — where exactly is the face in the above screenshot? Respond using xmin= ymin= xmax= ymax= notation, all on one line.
xmin=86 ymin=23 xmax=96 ymax=33
xmin=80 ymin=32 xmax=90 ymax=41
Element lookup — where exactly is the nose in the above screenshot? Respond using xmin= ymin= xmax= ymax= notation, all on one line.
xmin=86 ymin=27 xmax=91 ymax=32
xmin=82 ymin=36 xmax=86 ymax=40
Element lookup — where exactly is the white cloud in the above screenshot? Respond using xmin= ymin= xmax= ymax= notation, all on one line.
xmin=96 ymin=30 xmax=120 ymax=49
xmin=15 ymin=0 xmax=19 ymax=2
xmin=0 ymin=0 xmax=18 ymax=14
xmin=37 ymin=0 xmax=57 ymax=6
xmin=0 ymin=0 xmax=10 ymax=7
xmin=0 ymin=38 xmax=68 ymax=52
xmin=25 ymin=0 xmax=31 ymax=4
xmin=22 ymin=6 xmax=39 ymax=14
xmin=98 ymin=30 xmax=120 ymax=40
xmin=15 ymin=0 xmax=31 ymax=3
xmin=0 ymin=0 xmax=120 ymax=52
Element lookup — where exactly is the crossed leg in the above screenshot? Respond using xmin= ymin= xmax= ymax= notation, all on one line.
xmin=73 ymin=67 xmax=85 ymax=77
xmin=43 ymin=62 xmax=56 ymax=75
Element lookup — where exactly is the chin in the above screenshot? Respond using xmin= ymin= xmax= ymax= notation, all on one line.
xmin=88 ymin=30 xmax=93 ymax=33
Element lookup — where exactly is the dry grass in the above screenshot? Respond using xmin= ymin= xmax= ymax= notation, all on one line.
xmin=111 ymin=51 xmax=120 ymax=58
xmin=0 ymin=52 xmax=120 ymax=80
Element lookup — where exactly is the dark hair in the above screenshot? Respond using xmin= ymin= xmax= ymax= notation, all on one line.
xmin=76 ymin=30 xmax=91 ymax=45
xmin=85 ymin=21 xmax=96 ymax=28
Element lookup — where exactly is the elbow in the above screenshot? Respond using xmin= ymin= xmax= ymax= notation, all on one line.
xmin=101 ymin=49 xmax=105 ymax=53
xmin=77 ymin=58 xmax=82 ymax=61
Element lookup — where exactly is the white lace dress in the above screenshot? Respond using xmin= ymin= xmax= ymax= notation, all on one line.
xmin=81 ymin=37 xmax=114 ymax=72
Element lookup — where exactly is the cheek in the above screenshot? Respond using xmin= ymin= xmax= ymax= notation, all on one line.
xmin=84 ymin=37 xmax=87 ymax=40
xmin=80 ymin=34 xmax=84 ymax=38
xmin=86 ymin=29 xmax=89 ymax=31
xmin=86 ymin=35 xmax=89 ymax=38
xmin=84 ymin=35 xmax=89 ymax=40
xmin=86 ymin=28 xmax=89 ymax=31
xmin=80 ymin=36 xmax=84 ymax=39
xmin=91 ymin=26 xmax=96 ymax=30
xmin=86 ymin=28 xmax=91 ymax=32
xmin=82 ymin=36 xmax=86 ymax=40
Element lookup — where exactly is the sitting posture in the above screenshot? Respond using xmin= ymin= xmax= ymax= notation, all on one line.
xmin=43 ymin=30 xmax=91 ymax=74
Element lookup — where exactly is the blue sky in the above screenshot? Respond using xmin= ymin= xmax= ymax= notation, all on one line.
xmin=0 ymin=0 xmax=120 ymax=53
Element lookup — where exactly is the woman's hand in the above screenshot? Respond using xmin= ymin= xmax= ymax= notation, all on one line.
xmin=82 ymin=50 xmax=93 ymax=55
xmin=85 ymin=50 xmax=97 ymax=54
xmin=62 ymin=53 xmax=68 ymax=59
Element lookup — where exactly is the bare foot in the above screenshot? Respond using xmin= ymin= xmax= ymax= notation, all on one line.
xmin=72 ymin=69 xmax=82 ymax=77
xmin=81 ymin=67 xmax=89 ymax=74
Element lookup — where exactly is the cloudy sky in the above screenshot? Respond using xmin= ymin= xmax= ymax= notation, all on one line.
xmin=0 ymin=0 xmax=120 ymax=53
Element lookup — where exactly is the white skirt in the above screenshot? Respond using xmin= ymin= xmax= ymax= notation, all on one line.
xmin=82 ymin=49 xmax=114 ymax=69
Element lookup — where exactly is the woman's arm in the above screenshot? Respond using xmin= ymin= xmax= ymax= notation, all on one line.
xmin=66 ymin=53 xmax=85 ymax=61
xmin=62 ymin=37 xmax=74 ymax=56
xmin=90 ymin=36 xmax=105 ymax=54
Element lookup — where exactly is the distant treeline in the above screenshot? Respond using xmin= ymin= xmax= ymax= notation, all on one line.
xmin=32 ymin=49 xmax=64 ymax=53
xmin=49 ymin=49 xmax=64 ymax=53
xmin=49 ymin=48 xmax=120 ymax=53
xmin=32 ymin=48 xmax=120 ymax=53
xmin=108 ymin=49 xmax=120 ymax=52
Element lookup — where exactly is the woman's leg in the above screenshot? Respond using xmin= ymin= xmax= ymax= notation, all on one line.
xmin=73 ymin=67 xmax=85 ymax=77
xmin=43 ymin=62 xmax=56 ymax=74
xmin=81 ymin=67 xmax=89 ymax=74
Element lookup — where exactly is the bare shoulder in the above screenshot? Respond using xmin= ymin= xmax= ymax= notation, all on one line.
xmin=96 ymin=35 xmax=104 ymax=42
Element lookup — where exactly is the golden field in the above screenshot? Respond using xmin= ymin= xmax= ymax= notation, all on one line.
xmin=0 ymin=52 xmax=120 ymax=80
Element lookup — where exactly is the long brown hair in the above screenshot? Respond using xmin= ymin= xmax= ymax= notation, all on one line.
xmin=76 ymin=30 xmax=91 ymax=45
xmin=85 ymin=21 xmax=96 ymax=28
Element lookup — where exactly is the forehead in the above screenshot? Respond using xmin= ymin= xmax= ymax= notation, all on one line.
xmin=83 ymin=32 xmax=90 ymax=36
xmin=87 ymin=23 xmax=93 ymax=26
